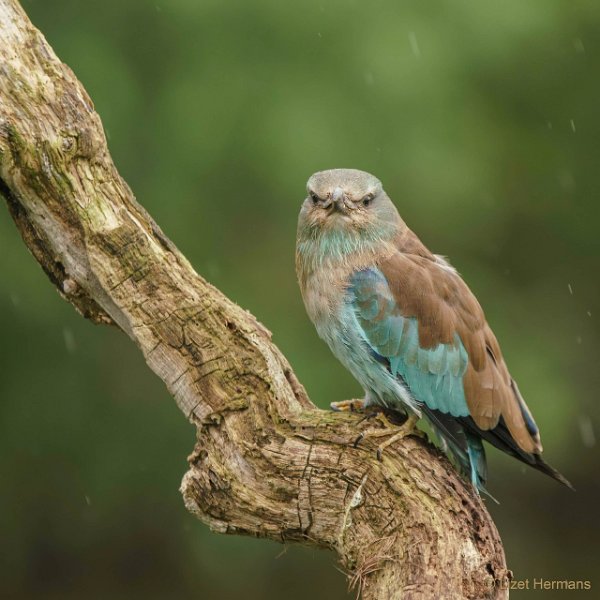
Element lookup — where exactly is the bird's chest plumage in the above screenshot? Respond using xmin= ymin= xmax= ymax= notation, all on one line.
xmin=300 ymin=264 xmax=348 ymax=329
xmin=302 ymin=277 xmax=357 ymax=380
xmin=301 ymin=265 xmax=416 ymax=413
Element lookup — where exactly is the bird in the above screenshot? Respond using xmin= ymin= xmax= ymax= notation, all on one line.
xmin=295 ymin=168 xmax=572 ymax=495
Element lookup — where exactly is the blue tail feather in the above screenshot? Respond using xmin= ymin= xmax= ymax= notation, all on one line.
xmin=421 ymin=405 xmax=499 ymax=502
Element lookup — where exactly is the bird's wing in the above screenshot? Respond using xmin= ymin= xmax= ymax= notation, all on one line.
xmin=349 ymin=251 xmax=542 ymax=455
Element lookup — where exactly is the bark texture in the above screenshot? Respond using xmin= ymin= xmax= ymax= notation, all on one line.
xmin=0 ymin=1 xmax=510 ymax=597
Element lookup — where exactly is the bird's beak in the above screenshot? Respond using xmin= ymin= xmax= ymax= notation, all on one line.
xmin=331 ymin=187 xmax=348 ymax=213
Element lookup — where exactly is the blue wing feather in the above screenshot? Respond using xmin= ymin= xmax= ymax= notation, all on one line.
xmin=350 ymin=268 xmax=470 ymax=419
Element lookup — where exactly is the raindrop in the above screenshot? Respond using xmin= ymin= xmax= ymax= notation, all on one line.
xmin=573 ymin=38 xmax=585 ymax=54
xmin=568 ymin=283 xmax=573 ymax=295
xmin=557 ymin=170 xmax=575 ymax=192
xmin=587 ymin=310 xmax=592 ymax=317
xmin=205 ymin=261 xmax=221 ymax=278
xmin=408 ymin=32 xmax=421 ymax=59
xmin=63 ymin=327 xmax=77 ymax=353
xmin=578 ymin=415 xmax=596 ymax=448
xmin=570 ymin=119 xmax=576 ymax=133
xmin=10 ymin=292 xmax=19 ymax=307
xmin=85 ymin=495 xmax=92 ymax=506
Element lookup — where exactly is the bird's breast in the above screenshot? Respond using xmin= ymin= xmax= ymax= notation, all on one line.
xmin=300 ymin=266 xmax=348 ymax=330
xmin=297 ymin=241 xmax=388 ymax=325
xmin=300 ymin=264 xmax=373 ymax=369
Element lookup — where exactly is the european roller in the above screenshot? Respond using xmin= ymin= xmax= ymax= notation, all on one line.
xmin=296 ymin=168 xmax=572 ymax=494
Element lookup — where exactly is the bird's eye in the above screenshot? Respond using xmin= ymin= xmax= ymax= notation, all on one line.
xmin=362 ymin=193 xmax=375 ymax=207
xmin=309 ymin=191 xmax=320 ymax=204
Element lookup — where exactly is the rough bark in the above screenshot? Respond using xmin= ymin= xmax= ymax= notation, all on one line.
xmin=0 ymin=1 xmax=510 ymax=598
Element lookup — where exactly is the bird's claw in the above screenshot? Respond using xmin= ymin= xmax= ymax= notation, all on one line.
xmin=332 ymin=400 xmax=421 ymax=458
xmin=330 ymin=399 xmax=366 ymax=412
xmin=354 ymin=414 xmax=422 ymax=460
xmin=352 ymin=431 xmax=365 ymax=448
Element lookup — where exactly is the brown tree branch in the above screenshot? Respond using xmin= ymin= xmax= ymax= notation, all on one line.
xmin=0 ymin=1 xmax=510 ymax=597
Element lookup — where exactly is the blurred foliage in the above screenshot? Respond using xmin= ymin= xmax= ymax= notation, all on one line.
xmin=1 ymin=0 xmax=599 ymax=597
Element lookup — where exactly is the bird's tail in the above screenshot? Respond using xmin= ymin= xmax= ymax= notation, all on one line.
xmin=458 ymin=413 xmax=575 ymax=491
xmin=465 ymin=432 xmax=488 ymax=490
xmin=530 ymin=455 xmax=575 ymax=491
xmin=421 ymin=406 xmax=497 ymax=501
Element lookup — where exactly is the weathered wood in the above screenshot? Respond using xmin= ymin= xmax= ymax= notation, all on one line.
xmin=0 ymin=1 xmax=509 ymax=597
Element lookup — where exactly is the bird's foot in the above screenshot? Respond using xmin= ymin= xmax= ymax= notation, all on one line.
xmin=375 ymin=414 xmax=422 ymax=460
xmin=330 ymin=399 xmax=366 ymax=413
xmin=354 ymin=413 xmax=423 ymax=460
xmin=331 ymin=399 xmax=393 ymax=426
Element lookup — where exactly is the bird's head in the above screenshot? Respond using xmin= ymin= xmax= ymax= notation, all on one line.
xmin=297 ymin=168 xmax=401 ymax=244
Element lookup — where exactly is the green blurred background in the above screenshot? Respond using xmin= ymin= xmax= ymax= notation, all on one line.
xmin=1 ymin=0 xmax=599 ymax=597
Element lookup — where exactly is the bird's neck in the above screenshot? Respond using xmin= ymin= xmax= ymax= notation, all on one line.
xmin=296 ymin=223 xmax=398 ymax=283
xmin=296 ymin=223 xmax=435 ymax=287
